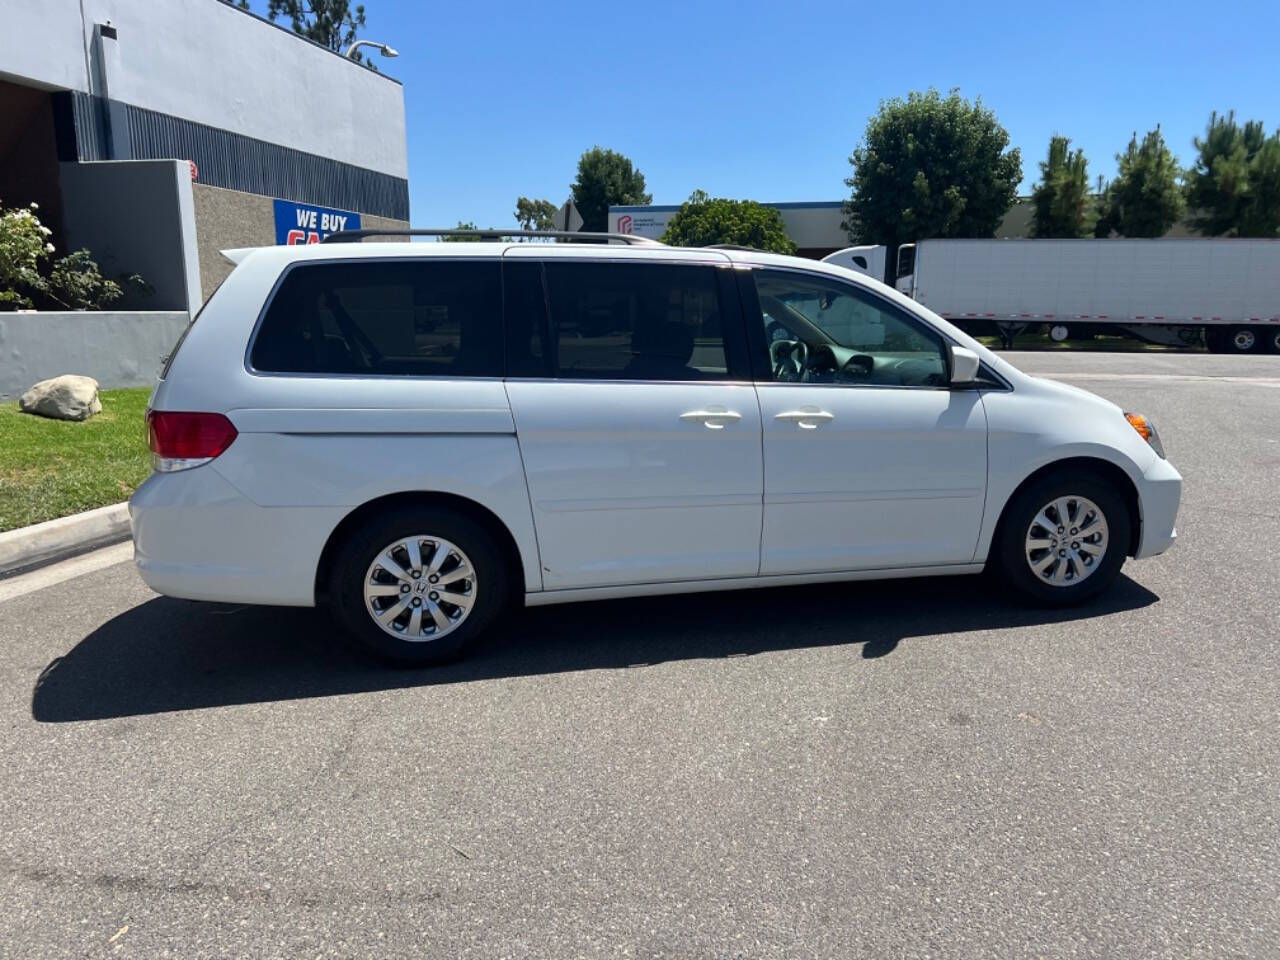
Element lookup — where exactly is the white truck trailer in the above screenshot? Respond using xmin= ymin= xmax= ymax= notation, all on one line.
xmin=824 ymin=239 xmax=1280 ymax=353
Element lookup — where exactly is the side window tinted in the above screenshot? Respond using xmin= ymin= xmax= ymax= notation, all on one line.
xmin=754 ymin=270 xmax=947 ymax=388
xmin=251 ymin=260 xmax=502 ymax=376
xmin=539 ymin=261 xmax=730 ymax=380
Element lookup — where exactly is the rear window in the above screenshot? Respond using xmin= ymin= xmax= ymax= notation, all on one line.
xmin=249 ymin=259 xmax=503 ymax=376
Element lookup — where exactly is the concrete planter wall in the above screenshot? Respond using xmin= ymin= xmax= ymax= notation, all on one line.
xmin=0 ymin=311 xmax=189 ymax=400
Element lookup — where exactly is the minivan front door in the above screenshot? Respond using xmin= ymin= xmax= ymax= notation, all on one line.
xmin=503 ymin=253 xmax=763 ymax=590
xmin=746 ymin=267 xmax=988 ymax=575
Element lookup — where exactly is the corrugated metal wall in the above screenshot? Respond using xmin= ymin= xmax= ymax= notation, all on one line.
xmin=53 ymin=91 xmax=408 ymax=220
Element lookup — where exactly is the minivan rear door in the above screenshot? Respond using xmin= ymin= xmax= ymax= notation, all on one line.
xmin=502 ymin=249 xmax=763 ymax=591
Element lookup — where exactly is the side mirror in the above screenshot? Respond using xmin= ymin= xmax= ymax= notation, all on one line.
xmin=949 ymin=344 xmax=980 ymax=386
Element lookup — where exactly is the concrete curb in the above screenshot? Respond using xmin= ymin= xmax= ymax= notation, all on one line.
xmin=0 ymin=503 xmax=131 ymax=578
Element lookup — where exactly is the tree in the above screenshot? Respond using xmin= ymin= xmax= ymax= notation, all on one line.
xmin=440 ymin=221 xmax=487 ymax=242
xmin=514 ymin=197 xmax=558 ymax=233
xmin=1031 ymin=135 xmax=1095 ymax=238
xmin=570 ymin=147 xmax=651 ymax=233
xmin=659 ymin=191 xmax=796 ymax=254
xmin=1092 ymin=175 xmax=1116 ymax=238
xmin=843 ymin=89 xmax=1021 ymax=279
xmin=265 ymin=1 xmax=375 ymax=66
xmin=1101 ymin=127 xmax=1184 ymax=237
xmin=1184 ymin=110 xmax=1280 ymax=237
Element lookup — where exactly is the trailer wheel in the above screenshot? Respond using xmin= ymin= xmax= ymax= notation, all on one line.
xmin=1048 ymin=324 xmax=1070 ymax=342
xmin=1227 ymin=326 xmax=1261 ymax=353
xmin=1268 ymin=328 xmax=1280 ymax=354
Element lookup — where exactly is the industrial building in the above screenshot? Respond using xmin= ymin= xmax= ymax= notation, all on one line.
xmin=608 ymin=197 xmax=1196 ymax=259
xmin=0 ymin=0 xmax=409 ymax=313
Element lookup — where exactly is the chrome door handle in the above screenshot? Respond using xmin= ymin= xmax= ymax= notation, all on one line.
xmin=680 ymin=408 xmax=743 ymax=430
xmin=775 ymin=409 xmax=835 ymax=430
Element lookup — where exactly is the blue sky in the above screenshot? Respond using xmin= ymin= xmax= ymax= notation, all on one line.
xmin=251 ymin=0 xmax=1280 ymax=228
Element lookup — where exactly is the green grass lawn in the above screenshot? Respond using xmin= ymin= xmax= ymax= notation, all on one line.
xmin=0 ymin=386 xmax=152 ymax=533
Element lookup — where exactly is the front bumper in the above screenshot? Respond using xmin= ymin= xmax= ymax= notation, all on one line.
xmin=1133 ymin=455 xmax=1181 ymax=559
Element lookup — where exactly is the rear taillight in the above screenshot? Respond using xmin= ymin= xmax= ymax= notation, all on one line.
xmin=147 ymin=410 xmax=238 ymax=472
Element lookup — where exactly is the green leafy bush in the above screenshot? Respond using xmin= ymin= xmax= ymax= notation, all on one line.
xmin=660 ymin=191 xmax=797 ymax=254
xmin=0 ymin=199 xmax=147 ymax=309
xmin=48 ymin=249 xmax=124 ymax=310
xmin=0 ymin=201 xmax=55 ymax=309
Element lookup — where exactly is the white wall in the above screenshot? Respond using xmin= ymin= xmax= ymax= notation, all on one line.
xmin=0 ymin=0 xmax=407 ymax=179
xmin=0 ymin=312 xmax=189 ymax=399
xmin=779 ymin=206 xmax=846 ymax=249
xmin=0 ymin=1 xmax=87 ymax=93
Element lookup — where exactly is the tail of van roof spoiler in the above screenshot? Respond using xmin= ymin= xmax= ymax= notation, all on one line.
xmin=220 ymin=247 xmax=260 ymax=265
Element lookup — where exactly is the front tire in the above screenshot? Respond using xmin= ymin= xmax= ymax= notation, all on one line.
xmin=327 ymin=507 xmax=510 ymax=665
xmin=994 ymin=471 xmax=1132 ymax=607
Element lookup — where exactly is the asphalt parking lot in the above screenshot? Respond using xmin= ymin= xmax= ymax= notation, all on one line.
xmin=2 ymin=351 xmax=1278 ymax=958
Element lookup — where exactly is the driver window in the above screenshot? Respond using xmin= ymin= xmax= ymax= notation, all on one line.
xmin=754 ymin=270 xmax=947 ymax=387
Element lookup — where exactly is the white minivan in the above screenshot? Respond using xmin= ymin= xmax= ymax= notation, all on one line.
xmin=131 ymin=231 xmax=1181 ymax=665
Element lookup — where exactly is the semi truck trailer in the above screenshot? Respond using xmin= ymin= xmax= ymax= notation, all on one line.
xmin=824 ymin=239 xmax=1280 ymax=353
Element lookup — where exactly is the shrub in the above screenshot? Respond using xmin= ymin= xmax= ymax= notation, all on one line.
xmin=0 ymin=201 xmax=55 ymax=309
xmin=660 ymin=191 xmax=797 ymax=254
xmin=48 ymin=249 xmax=124 ymax=310
xmin=0 ymin=199 xmax=148 ymax=309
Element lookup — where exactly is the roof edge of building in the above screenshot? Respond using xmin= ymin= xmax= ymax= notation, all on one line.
xmin=218 ymin=0 xmax=403 ymax=87
xmin=610 ymin=200 xmax=847 ymax=213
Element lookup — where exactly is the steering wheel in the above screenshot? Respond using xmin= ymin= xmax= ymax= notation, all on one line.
xmin=770 ymin=338 xmax=808 ymax=382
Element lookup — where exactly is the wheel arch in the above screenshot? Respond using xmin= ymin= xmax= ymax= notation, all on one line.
xmin=985 ymin=456 xmax=1141 ymax=567
xmin=314 ymin=491 xmax=530 ymax=604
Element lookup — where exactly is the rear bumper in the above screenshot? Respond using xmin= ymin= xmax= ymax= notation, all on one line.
xmin=1134 ymin=456 xmax=1181 ymax=559
xmin=129 ymin=466 xmax=343 ymax=606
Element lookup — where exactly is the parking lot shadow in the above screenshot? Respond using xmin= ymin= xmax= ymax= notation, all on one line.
xmin=32 ymin=574 xmax=1159 ymax=722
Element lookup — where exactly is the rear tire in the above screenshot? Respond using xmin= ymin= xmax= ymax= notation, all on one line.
xmin=1267 ymin=328 xmax=1280 ymax=354
xmin=327 ymin=506 xmax=510 ymax=666
xmin=994 ymin=471 xmax=1132 ymax=607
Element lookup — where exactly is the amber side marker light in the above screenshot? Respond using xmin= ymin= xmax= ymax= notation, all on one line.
xmin=1124 ymin=412 xmax=1166 ymax=458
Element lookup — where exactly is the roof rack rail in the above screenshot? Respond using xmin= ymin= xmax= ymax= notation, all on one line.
xmin=704 ymin=243 xmax=765 ymax=252
xmin=322 ymin=227 xmax=661 ymax=245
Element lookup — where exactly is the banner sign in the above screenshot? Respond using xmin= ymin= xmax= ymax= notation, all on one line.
xmin=273 ymin=199 xmax=362 ymax=245
xmin=609 ymin=209 xmax=675 ymax=238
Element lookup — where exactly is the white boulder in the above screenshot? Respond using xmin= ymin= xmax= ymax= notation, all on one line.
xmin=19 ymin=375 xmax=102 ymax=421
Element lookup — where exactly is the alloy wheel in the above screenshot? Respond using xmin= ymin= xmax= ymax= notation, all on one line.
xmin=363 ymin=535 xmax=477 ymax=641
xmin=1024 ymin=496 xmax=1110 ymax=587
